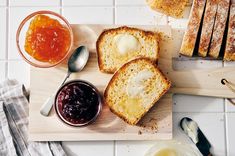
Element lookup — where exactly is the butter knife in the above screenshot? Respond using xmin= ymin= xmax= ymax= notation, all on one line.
xmin=180 ymin=117 xmax=213 ymax=156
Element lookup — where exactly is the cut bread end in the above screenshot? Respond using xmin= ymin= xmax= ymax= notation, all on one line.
xmin=146 ymin=0 xmax=188 ymax=18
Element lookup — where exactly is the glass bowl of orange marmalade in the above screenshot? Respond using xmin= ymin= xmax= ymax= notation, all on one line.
xmin=16 ymin=10 xmax=73 ymax=68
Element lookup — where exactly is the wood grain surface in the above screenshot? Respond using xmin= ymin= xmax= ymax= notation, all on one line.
xmin=29 ymin=25 xmax=173 ymax=141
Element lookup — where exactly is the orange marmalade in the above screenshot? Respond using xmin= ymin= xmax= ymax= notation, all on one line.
xmin=24 ymin=15 xmax=71 ymax=63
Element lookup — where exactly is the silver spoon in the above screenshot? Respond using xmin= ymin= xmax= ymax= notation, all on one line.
xmin=40 ymin=46 xmax=89 ymax=116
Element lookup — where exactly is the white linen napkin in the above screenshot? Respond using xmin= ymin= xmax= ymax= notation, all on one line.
xmin=0 ymin=79 xmax=66 ymax=156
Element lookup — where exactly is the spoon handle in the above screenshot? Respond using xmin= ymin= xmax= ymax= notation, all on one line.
xmin=40 ymin=72 xmax=71 ymax=117
xmin=40 ymin=94 xmax=55 ymax=116
xmin=61 ymin=72 xmax=71 ymax=86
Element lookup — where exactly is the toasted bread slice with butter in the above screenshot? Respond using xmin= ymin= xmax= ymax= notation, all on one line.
xmin=96 ymin=26 xmax=160 ymax=73
xmin=146 ymin=0 xmax=188 ymax=18
xmin=104 ymin=58 xmax=171 ymax=125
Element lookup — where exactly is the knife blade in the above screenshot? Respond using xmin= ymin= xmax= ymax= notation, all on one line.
xmin=180 ymin=117 xmax=213 ymax=156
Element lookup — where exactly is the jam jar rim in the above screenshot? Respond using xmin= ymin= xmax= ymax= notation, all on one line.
xmin=54 ymin=80 xmax=102 ymax=127
xmin=16 ymin=10 xmax=74 ymax=68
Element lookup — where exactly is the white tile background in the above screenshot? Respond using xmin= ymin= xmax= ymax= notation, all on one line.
xmin=1 ymin=0 xmax=235 ymax=156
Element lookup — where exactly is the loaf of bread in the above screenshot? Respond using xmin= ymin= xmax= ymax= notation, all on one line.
xmin=224 ymin=4 xmax=235 ymax=61
xmin=198 ymin=0 xmax=218 ymax=57
xmin=180 ymin=0 xmax=207 ymax=57
xmin=209 ymin=0 xmax=230 ymax=58
xmin=104 ymin=58 xmax=171 ymax=125
xmin=146 ymin=0 xmax=188 ymax=18
xmin=96 ymin=26 xmax=160 ymax=73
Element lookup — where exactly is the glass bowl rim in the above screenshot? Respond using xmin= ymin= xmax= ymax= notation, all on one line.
xmin=54 ymin=80 xmax=103 ymax=127
xmin=16 ymin=10 xmax=74 ymax=68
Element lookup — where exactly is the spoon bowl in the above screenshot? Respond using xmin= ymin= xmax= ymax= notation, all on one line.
xmin=68 ymin=46 xmax=89 ymax=73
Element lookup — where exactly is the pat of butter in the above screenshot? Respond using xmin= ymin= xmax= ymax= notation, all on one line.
xmin=181 ymin=119 xmax=199 ymax=144
xmin=113 ymin=34 xmax=139 ymax=55
xmin=127 ymin=70 xmax=154 ymax=97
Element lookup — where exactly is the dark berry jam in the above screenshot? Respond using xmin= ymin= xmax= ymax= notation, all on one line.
xmin=56 ymin=81 xmax=100 ymax=126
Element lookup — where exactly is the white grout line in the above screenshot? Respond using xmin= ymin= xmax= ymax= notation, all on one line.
xmin=225 ymin=112 xmax=229 ymax=156
xmin=114 ymin=140 xmax=116 ymax=156
xmin=224 ymin=98 xmax=229 ymax=156
xmin=61 ymin=5 xmax=114 ymax=7
xmin=59 ymin=0 xmax=62 ymax=15
xmin=60 ymin=0 xmax=62 ymax=8
xmin=113 ymin=0 xmax=116 ymax=24
xmin=114 ymin=4 xmax=147 ymax=7
xmin=223 ymin=84 xmax=227 ymax=155
xmin=3 ymin=6 xmax=61 ymax=8
xmin=5 ymin=3 xmax=9 ymax=79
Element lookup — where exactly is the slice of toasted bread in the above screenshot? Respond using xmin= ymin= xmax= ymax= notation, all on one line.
xmin=180 ymin=0 xmax=207 ymax=57
xmin=146 ymin=0 xmax=188 ymax=18
xmin=96 ymin=26 xmax=160 ymax=73
xmin=104 ymin=58 xmax=171 ymax=125
xmin=224 ymin=4 xmax=235 ymax=61
xmin=208 ymin=0 xmax=230 ymax=58
xmin=198 ymin=0 xmax=218 ymax=57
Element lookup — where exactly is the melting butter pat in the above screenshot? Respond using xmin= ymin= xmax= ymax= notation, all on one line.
xmin=154 ymin=148 xmax=177 ymax=156
xmin=113 ymin=34 xmax=140 ymax=55
xmin=127 ymin=69 xmax=154 ymax=97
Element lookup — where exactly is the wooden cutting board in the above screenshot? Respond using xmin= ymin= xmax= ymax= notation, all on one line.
xmin=29 ymin=25 xmax=173 ymax=141
xmin=29 ymin=24 xmax=235 ymax=141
